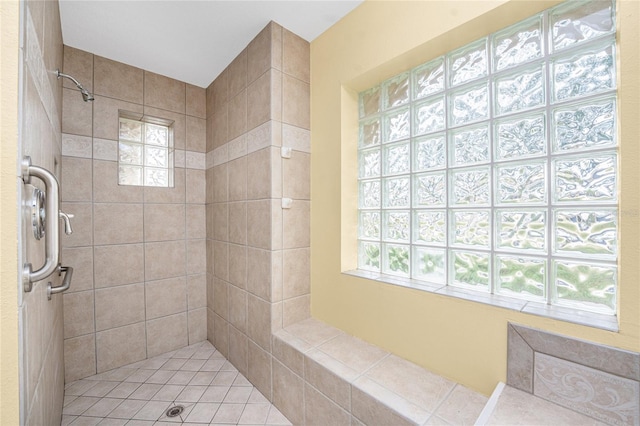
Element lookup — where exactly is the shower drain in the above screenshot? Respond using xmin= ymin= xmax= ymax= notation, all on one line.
xmin=165 ymin=405 xmax=185 ymax=418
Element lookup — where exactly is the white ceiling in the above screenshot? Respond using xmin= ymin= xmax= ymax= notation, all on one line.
xmin=59 ymin=1 xmax=363 ymax=88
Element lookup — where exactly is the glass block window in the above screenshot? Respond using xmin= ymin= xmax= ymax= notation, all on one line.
xmin=118 ymin=114 xmax=174 ymax=187
xmin=357 ymin=0 xmax=617 ymax=315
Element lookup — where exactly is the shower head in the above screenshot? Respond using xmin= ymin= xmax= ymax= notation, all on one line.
xmin=80 ymin=88 xmax=94 ymax=102
xmin=56 ymin=69 xmax=94 ymax=102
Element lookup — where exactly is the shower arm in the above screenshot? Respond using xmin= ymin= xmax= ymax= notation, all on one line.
xmin=56 ymin=69 xmax=83 ymax=90
xmin=56 ymin=69 xmax=94 ymax=101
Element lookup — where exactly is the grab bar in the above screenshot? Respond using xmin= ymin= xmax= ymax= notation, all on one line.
xmin=48 ymin=265 xmax=73 ymax=299
xmin=22 ymin=157 xmax=60 ymax=290
xmin=21 ymin=156 xmax=73 ymax=295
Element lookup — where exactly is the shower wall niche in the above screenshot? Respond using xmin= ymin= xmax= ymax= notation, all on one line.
xmin=60 ymin=48 xmax=208 ymax=382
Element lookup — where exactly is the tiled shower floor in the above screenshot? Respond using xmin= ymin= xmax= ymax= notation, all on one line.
xmin=61 ymin=341 xmax=292 ymax=425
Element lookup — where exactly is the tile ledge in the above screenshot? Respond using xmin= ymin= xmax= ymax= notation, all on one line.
xmin=343 ymin=270 xmax=619 ymax=332
xmin=275 ymin=316 xmax=478 ymax=426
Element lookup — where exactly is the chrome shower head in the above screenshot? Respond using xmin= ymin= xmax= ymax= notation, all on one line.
xmin=81 ymin=88 xmax=94 ymax=102
xmin=56 ymin=69 xmax=94 ymax=102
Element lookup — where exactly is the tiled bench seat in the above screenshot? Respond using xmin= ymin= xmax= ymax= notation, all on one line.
xmin=271 ymin=318 xmax=488 ymax=425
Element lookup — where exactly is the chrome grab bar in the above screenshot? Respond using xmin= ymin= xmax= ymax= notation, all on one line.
xmin=21 ymin=156 xmax=73 ymax=295
xmin=22 ymin=157 xmax=60 ymax=290
xmin=48 ymin=265 xmax=73 ymax=299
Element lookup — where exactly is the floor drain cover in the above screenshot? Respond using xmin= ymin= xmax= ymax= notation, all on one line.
xmin=165 ymin=405 xmax=184 ymax=418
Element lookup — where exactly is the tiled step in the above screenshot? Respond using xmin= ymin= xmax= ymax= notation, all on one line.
xmin=273 ymin=318 xmax=488 ymax=425
xmin=475 ymin=382 xmax=608 ymax=425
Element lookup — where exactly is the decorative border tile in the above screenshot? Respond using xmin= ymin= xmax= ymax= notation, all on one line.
xmin=93 ymin=138 xmax=118 ymax=162
xmin=282 ymin=124 xmax=310 ymax=153
xmin=507 ymin=323 xmax=640 ymax=426
xmin=534 ymin=353 xmax=640 ymax=425
xmin=207 ymin=120 xmax=304 ymax=169
xmin=509 ymin=324 xmax=640 ymax=381
xmin=185 ymin=151 xmax=206 ymax=170
xmin=62 ymin=134 xmax=92 ymax=158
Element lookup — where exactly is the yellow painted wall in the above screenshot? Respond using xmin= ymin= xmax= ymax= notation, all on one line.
xmin=311 ymin=0 xmax=640 ymax=395
xmin=0 ymin=0 xmax=20 ymax=422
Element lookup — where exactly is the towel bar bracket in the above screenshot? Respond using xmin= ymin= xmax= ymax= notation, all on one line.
xmin=48 ymin=265 xmax=73 ymax=300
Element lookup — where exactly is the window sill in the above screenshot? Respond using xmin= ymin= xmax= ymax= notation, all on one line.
xmin=343 ymin=269 xmax=619 ymax=332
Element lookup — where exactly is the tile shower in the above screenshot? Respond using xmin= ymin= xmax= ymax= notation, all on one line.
xmin=60 ymin=46 xmax=209 ymax=381
xmin=59 ymin=18 xmax=311 ymax=420
xmin=16 ymin=1 xmax=640 ymax=424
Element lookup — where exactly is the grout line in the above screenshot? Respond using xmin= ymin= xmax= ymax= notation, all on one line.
xmin=354 ymin=352 xmax=391 ymax=385
xmin=90 ymin=53 xmax=98 ymax=378
xmin=423 ymin=383 xmax=457 ymax=425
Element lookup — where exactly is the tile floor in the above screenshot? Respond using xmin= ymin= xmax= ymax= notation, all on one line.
xmin=61 ymin=341 xmax=292 ymax=425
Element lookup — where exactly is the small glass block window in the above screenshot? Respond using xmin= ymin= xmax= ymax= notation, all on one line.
xmin=357 ymin=0 xmax=618 ymax=317
xmin=118 ymin=115 xmax=174 ymax=187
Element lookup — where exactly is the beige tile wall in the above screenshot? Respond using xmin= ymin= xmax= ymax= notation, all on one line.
xmin=61 ymin=46 xmax=208 ymax=382
xmin=19 ymin=1 xmax=65 ymax=425
xmin=58 ymin=20 xmax=310 ymax=415
xmin=205 ymin=21 xmax=311 ymax=402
